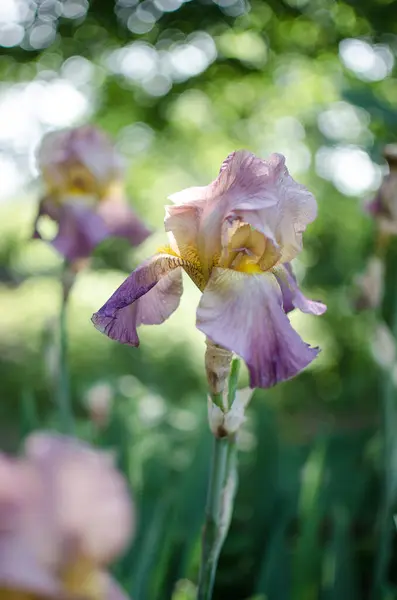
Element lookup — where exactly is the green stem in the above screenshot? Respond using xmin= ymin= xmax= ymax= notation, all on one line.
xmin=57 ymin=269 xmax=74 ymax=434
xmin=227 ymin=359 xmax=241 ymax=407
xmin=373 ymin=241 xmax=397 ymax=597
xmin=197 ymin=436 xmax=236 ymax=600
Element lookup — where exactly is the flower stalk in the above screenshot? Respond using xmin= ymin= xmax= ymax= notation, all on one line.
xmin=365 ymin=151 xmax=397 ymax=596
xmin=197 ymin=357 xmax=241 ymax=600
xmin=57 ymin=262 xmax=75 ymax=434
xmin=373 ymin=240 xmax=397 ymax=597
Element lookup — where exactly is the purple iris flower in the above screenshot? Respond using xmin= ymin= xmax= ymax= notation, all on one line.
xmin=92 ymin=151 xmax=326 ymax=388
xmin=33 ymin=125 xmax=151 ymax=263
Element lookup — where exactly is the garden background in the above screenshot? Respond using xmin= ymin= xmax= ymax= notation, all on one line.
xmin=0 ymin=0 xmax=396 ymax=598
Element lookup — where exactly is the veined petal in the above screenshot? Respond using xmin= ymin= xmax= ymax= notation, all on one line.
xmin=274 ymin=263 xmax=326 ymax=315
xmin=166 ymin=151 xmax=317 ymax=273
xmin=92 ymin=253 xmax=184 ymax=345
xmin=196 ymin=267 xmax=319 ymax=388
xmin=168 ymin=185 xmax=207 ymax=206
xmin=228 ymin=153 xmax=317 ymax=263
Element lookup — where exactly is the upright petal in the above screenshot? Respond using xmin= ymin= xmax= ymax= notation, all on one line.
xmin=164 ymin=203 xmax=201 ymax=257
xmin=226 ymin=153 xmax=317 ymax=263
xmin=274 ymin=263 xmax=326 ymax=315
xmin=92 ymin=253 xmax=185 ymax=345
xmin=166 ymin=151 xmax=317 ymax=271
xmin=196 ymin=267 xmax=319 ymax=388
xmin=38 ymin=126 xmax=122 ymax=195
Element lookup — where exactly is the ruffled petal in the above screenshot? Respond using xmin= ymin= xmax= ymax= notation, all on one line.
xmin=274 ymin=263 xmax=326 ymax=315
xmin=98 ymin=195 xmax=152 ymax=247
xmin=227 ymin=153 xmax=317 ymax=263
xmin=165 ymin=151 xmax=317 ymax=272
xmin=92 ymin=254 xmax=184 ymax=345
xmin=196 ymin=267 xmax=319 ymax=388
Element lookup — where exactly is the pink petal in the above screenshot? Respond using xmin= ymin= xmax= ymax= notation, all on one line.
xmin=98 ymin=196 xmax=152 ymax=247
xmin=38 ymin=126 xmax=122 ymax=192
xmin=52 ymin=200 xmax=109 ymax=261
xmin=224 ymin=153 xmax=317 ymax=263
xmin=164 ymin=203 xmax=201 ymax=255
xmin=0 ymin=538 xmax=63 ymax=599
xmin=167 ymin=185 xmax=207 ymax=206
xmin=26 ymin=434 xmax=134 ymax=566
xmin=0 ymin=456 xmax=62 ymax=598
xmin=105 ymin=574 xmax=132 ymax=600
xmin=165 ymin=151 xmax=317 ymax=270
xmin=34 ymin=197 xmax=110 ymax=261
xmin=92 ymin=254 xmax=184 ymax=346
xmin=274 ymin=263 xmax=326 ymax=315
xmin=196 ymin=267 xmax=319 ymax=388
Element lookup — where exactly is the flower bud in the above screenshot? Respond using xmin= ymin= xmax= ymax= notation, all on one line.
xmin=204 ymin=338 xmax=233 ymax=400
xmin=207 ymin=388 xmax=254 ymax=438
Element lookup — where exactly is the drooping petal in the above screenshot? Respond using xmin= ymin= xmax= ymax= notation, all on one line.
xmin=92 ymin=253 xmax=185 ymax=345
xmin=51 ymin=200 xmax=110 ymax=262
xmin=196 ymin=267 xmax=319 ymax=388
xmin=98 ymin=195 xmax=152 ymax=247
xmin=274 ymin=263 xmax=326 ymax=315
xmin=33 ymin=196 xmax=110 ymax=261
xmin=32 ymin=197 xmax=62 ymax=240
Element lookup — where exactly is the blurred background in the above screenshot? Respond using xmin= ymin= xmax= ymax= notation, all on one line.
xmin=0 ymin=0 xmax=396 ymax=598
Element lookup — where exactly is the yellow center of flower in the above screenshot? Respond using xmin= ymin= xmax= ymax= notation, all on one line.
xmin=62 ymin=556 xmax=104 ymax=600
xmin=43 ymin=163 xmax=120 ymax=202
xmin=0 ymin=591 xmax=37 ymax=600
xmin=159 ymin=220 xmax=279 ymax=290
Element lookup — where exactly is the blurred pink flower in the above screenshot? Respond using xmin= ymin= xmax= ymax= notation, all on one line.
xmin=92 ymin=151 xmax=326 ymax=388
xmin=0 ymin=433 xmax=134 ymax=600
xmin=33 ymin=126 xmax=151 ymax=262
xmin=366 ymin=144 xmax=397 ymax=236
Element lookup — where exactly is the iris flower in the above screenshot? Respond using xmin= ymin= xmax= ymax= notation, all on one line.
xmin=33 ymin=126 xmax=151 ymax=263
xmin=0 ymin=433 xmax=133 ymax=600
xmin=92 ymin=151 xmax=326 ymax=388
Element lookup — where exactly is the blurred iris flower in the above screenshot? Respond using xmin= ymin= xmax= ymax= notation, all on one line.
xmin=92 ymin=151 xmax=326 ymax=388
xmin=0 ymin=433 xmax=133 ymax=600
xmin=33 ymin=126 xmax=151 ymax=263
xmin=367 ymin=144 xmax=397 ymax=236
